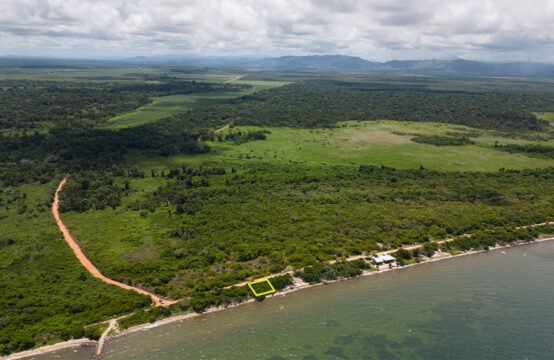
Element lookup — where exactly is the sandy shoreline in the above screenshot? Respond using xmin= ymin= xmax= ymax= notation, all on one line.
xmin=3 ymin=236 xmax=553 ymax=360
xmin=115 ymin=236 xmax=554 ymax=339
xmin=1 ymin=339 xmax=96 ymax=360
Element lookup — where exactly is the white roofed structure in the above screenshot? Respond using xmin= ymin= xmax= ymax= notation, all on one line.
xmin=371 ymin=254 xmax=395 ymax=265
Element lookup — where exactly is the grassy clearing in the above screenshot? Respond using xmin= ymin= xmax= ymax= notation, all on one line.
xmin=234 ymin=79 xmax=292 ymax=89
xmin=534 ymin=112 xmax=554 ymax=125
xmin=105 ymin=81 xmax=288 ymax=129
xmin=130 ymin=121 xmax=554 ymax=172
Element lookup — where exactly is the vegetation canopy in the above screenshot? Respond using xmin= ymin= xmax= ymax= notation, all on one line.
xmin=1 ymin=64 xmax=553 ymax=356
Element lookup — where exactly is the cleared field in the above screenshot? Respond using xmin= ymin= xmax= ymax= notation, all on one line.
xmin=234 ymin=79 xmax=292 ymax=89
xmin=105 ymin=92 xmax=240 ymax=129
xmin=105 ymin=81 xmax=289 ymax=129
xmin=130 ymin=120 xmax=554 ymax=172
xmin=0 ymin=66 xmax=238 ymax=83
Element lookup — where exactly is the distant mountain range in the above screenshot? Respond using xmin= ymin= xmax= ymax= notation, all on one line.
xmin=2 ymin=54 xmax=553 ymax=77
xmin=251 ymin=55 xmax=378 ymax=71
xmin=247 ymin=55 xmax=554 ymax=77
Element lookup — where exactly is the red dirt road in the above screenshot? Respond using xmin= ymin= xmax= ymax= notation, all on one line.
xmin=52 ymin=177 xmax=177 ymax=306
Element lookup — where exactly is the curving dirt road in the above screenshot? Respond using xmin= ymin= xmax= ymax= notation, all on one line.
xmin=52 ymin=177 xmax=177 ymax=306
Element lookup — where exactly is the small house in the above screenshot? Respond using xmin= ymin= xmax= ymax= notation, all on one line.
xmin=370 ymin=254 xmax=395 ymax=265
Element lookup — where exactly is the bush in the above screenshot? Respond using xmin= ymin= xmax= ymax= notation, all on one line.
xmin=411 ymin=134 xmax=475 ymax=146
xmin=394 ymin=249 xmax=412 ymax=260
xmin=84 ymin=324 xmax=108 ymax=341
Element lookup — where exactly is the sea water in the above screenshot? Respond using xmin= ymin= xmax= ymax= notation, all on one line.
xmin=22 ymin=241 xmax=554 ymax=360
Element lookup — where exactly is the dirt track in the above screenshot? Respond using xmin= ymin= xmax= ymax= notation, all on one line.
xmin=224 ymin=74 xmax=246 ymax=83
xmin=214 ymin=124 xmax=229 ymax=133
xmin=52 ymin=177 xmax=177 ymax=306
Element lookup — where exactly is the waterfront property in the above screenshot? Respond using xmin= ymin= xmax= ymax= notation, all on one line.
xmin=371 ymin=254 xmax=396 ymax=265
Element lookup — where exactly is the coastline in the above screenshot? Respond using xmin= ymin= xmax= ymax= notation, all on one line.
xmin=1 ymin=339 xmax=96 ymax=360
xmin=3 ymin=236 xmax=553 ymax=360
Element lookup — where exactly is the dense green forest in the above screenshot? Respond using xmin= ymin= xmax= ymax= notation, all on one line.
xmin=167 ymin=80 xmax=554 ymax=131
xmin=1 ymin=67 xmax=553 ymax=355
xmin=0 ymin=77 xmax=249 ymax=186
xmin=0 ymin=124 xmax=211 ymax=186
xmin=59 ymin=164 xmax=554 ymax=298
xmin=0 ymin=79 xmax=249 ymax=132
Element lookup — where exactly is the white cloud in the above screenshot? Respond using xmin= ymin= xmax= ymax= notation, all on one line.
xmin=0 ymin=0 xmax=552 ymax=62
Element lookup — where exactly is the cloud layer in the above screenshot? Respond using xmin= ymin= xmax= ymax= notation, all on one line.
xmin=1 ymin=0 xmax=553 ymax=61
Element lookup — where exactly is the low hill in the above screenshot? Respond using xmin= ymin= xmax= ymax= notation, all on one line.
xmin=248 ymin=55 xmax=554 ymax=77
xmin=252 ymin=55 xmax=379 ymax=71
xmin=382 ymin=59 xmax=554 ymax=77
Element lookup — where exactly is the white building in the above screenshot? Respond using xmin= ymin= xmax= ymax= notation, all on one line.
xmin=370 ymin=254 xmax=395 ymax=265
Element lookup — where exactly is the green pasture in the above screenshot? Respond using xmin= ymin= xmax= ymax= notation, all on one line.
xmin=234 ymin=79 xmax=292 ymax=89
xmin=105 ymin=80 xmax=289 ymax=129
xmin=130 ymin=120 xmax=554 ymax=172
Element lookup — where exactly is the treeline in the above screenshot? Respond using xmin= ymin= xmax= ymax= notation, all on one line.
xmin=167 ymin=80 xmax=553 ymax=131
xmin=184 ymin=274 xmax=294 ymax=313
xmin=128 ymin=164 xmax=229 ymax=213
xmin=444 ymin=224 xmax=554 ymax=253
xmin=393 ymin=242 xmax=439 ymax=265
xmin=0 ymin=79 xmax=250 ymax=131
xmin=118 ymin=274 xmax=294 ymax=330
xmin=411 ymin=134 xmax=475 ymax=146
xmin=296 ymin=259 xmax=370 ymax=284
xmin=493 ymin=143 xmax=554 ymax=159
xmin=0 ymin=120 xmax=212 ymax=186
xmin=58 ymin=168 xmax=145 ymax=212
xmin=217 ymin=129 xmax=271 ymax=144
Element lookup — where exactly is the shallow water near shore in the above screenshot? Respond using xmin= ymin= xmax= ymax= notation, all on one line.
xmin=22 ymin=241 xmax=554 ymax=360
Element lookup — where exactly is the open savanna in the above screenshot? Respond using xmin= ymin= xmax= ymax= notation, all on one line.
xmin=131 ymin=120 xmax=554 ymax=172
xmin=0 ymin=64 xmax=239 ymax=83
xmin=105 ymin=80 xmax=288 ymax=129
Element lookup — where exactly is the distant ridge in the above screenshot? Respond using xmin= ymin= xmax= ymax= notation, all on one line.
xmin=1 ymin=54 xmax=553 ymax=77
xmin=381 ymin=59 xmax=554 ymax=77
xmin=248 ymin=55 xmax=554 ymax=77
xmin=252 ymin=55 xmax=379 ymax=71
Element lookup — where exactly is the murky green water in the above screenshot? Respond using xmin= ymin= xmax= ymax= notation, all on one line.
xmin=23 ymin=241 xmax=554 ymax=359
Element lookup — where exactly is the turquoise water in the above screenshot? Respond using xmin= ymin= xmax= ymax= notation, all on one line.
xmin=22 ymin=241 xmax=554 ymax=359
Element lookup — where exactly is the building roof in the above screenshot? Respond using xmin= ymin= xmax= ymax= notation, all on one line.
xmin=372 ymin=254 xmax=395 ymax=262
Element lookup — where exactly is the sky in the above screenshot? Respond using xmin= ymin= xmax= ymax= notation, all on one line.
xmin=1 ymin=0 xmax=553 ymax=62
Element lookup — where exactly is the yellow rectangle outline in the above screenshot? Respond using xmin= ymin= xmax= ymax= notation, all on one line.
xmin=248 ymin=278 xmax=276 ymax=296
